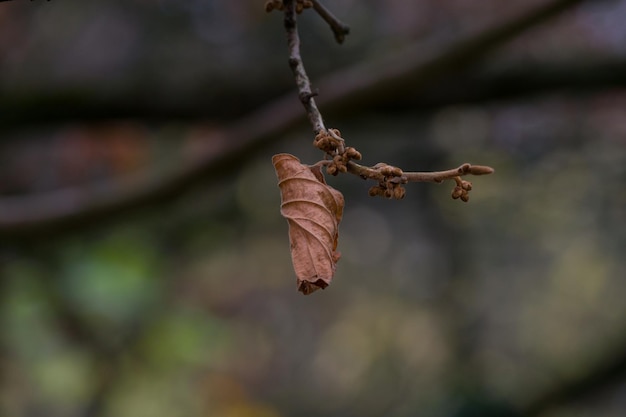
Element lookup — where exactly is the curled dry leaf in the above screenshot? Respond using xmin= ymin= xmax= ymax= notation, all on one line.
xmin=272 ymin=153 xmax=344 ymax=294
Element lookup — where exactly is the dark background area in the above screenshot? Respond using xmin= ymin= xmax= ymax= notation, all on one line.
xmin=1 ymin=1 xmax=625 ymax=416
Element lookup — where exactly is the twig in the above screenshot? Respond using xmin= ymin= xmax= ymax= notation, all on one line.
xmin=284 ymin=0 xmax=326 ymax=134
xmin=347 ymin=161 xmax=494 ymax=183
xmin=311 ymin=0 xmax=350 ymax=44
xmin=284 ymin=1 xmax=494 ymax=199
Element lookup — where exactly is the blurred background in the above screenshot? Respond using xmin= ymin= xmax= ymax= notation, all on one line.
xmin=1 ymin=0 xmax=626 ymax=416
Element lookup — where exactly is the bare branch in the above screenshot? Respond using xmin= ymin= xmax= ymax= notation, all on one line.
xmin=284 ymin=0 xmax=326 ymax=134
xmin=283 ymin=1 xmax=494 ymax=201
xmin=311 ymin=0 xmax=350 ymax=44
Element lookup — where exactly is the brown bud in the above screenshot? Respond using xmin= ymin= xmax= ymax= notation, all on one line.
xmin=265 ymin=1 xmax=275 ymax=12
xmin=393 ymin=186 xmax=406 ymax=200
xmin=338 ymin=164 xmax=348 ymax=173
xmin=469 ymin=165 xmax=495 ymax=175
xmin=346 ymin=147 xmax=362 ymax=160
xmin=384 ymin=188 xmax=394 ymax=199
xmin=451 ymin=187 xmax=463 ymax=199
xmin=327 ymin=165 xmax=338 ymax=176
xmin=460 ymin=193 xmax=470 ymax=202
xmin=369 ymin=186 xmax=383 ymax=197
xmin=461 ymin=180 xmax=472 ymax=191
xmin=329 ymin=128 xmax=342 ymax=138
xmin=380 ymin=165 xmax=394 ymax=176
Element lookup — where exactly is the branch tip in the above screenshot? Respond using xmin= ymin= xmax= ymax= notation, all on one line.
xmin=311 ymin=0 xmax=350 ymax=44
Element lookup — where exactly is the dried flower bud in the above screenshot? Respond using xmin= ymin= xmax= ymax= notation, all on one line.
xmin=369 ymin=186 xmax=383 ymax=197
xmin=461 ymin=193 xmax=470 ymax=202
xmin=327 ymin=165 xmax=337 ymax=176
xmin=380 ymin=165 xmax=394 ymax=176
xmin=346 ymin=147 xmax=362 ymax=160
xmin=461 ymin=180 xmax=472 ymax=191
xmin=329 ymin=128 xmax=342 ymax=138
xmin=384 ymin=188 xmax=394 ymax=199
xmin=314 ymin=132 xmax=324 ymax=144
xmin=390 ymin=166 xmax=403 ymax=177
xmin=451 ymin=187 xmax=463 ymax=199
xmin=393 ymin=186 xmax=406 ymax=200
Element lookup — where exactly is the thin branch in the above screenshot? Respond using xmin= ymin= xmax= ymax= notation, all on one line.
xmin=347 ymin=161 xmax=494 ymax=183
xmin=311 ymin=0 xmax=350 ymax=44
xmin=284 ymin=1 xmax=494 ymax=199
xmin=284 ymin=0 xmax=326 ymax=134
xmin=0 ymin=0 xmax=589 ymax=239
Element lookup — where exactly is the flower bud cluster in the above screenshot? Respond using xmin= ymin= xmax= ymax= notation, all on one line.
xmin=451 ymin=178 xmax=472 ymax=202
xmin=368 ymin=163 xmax=407 ymax=200
xmin=314 ymin=129 xmax=362 ymax=176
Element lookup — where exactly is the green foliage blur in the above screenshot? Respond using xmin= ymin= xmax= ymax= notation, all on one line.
xmin=1 ymin=1 xmax=626 ymax=417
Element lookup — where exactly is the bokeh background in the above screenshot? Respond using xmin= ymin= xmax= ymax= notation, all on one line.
xmin=1 ymin=1 xmax=626 ymax=416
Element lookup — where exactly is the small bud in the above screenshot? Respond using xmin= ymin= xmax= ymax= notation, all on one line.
xmin=384 ymin=188 xmax=394 ymax=199
xmin=461 ymin=193 xmax=470 ymax=202
xmin=369 ymin=186 xmax=383 ymax=197
xmin=393 ymin=186 xmax=406 ymax=200
xmin=346 ymin=147 xmax=362 ymax=160
xmin=461 ymin=180 xmax=472 ymax=191
xmin=469 ymin=165 xmax=495 ymax=175
xmin=327 ymin=165 xmax=337 ymax=176
xmin=329 ymin=128 xmax=342 ymax=138
xmin=451 ymin=187 xmax=463 ymax=199
xmin=265 ymin=1 xmax=275 ymax=12
xmin=338 ymin=164 xmax=348 ymax=173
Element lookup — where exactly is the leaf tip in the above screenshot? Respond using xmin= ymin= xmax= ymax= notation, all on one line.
xmin=298 ymin=278 xmax=329 ymax=295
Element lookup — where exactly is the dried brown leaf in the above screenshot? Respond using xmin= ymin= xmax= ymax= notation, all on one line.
xmin=272 ymin=153 xmax=344 ymax=294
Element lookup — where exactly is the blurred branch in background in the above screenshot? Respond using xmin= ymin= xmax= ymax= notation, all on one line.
xmin=0 ymin=0 xmax=591 ymax=240
xmin=2 ymin=56 xmax=626 ymax=130
xmin=523 ymin=337 xmax=626 ymax=416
